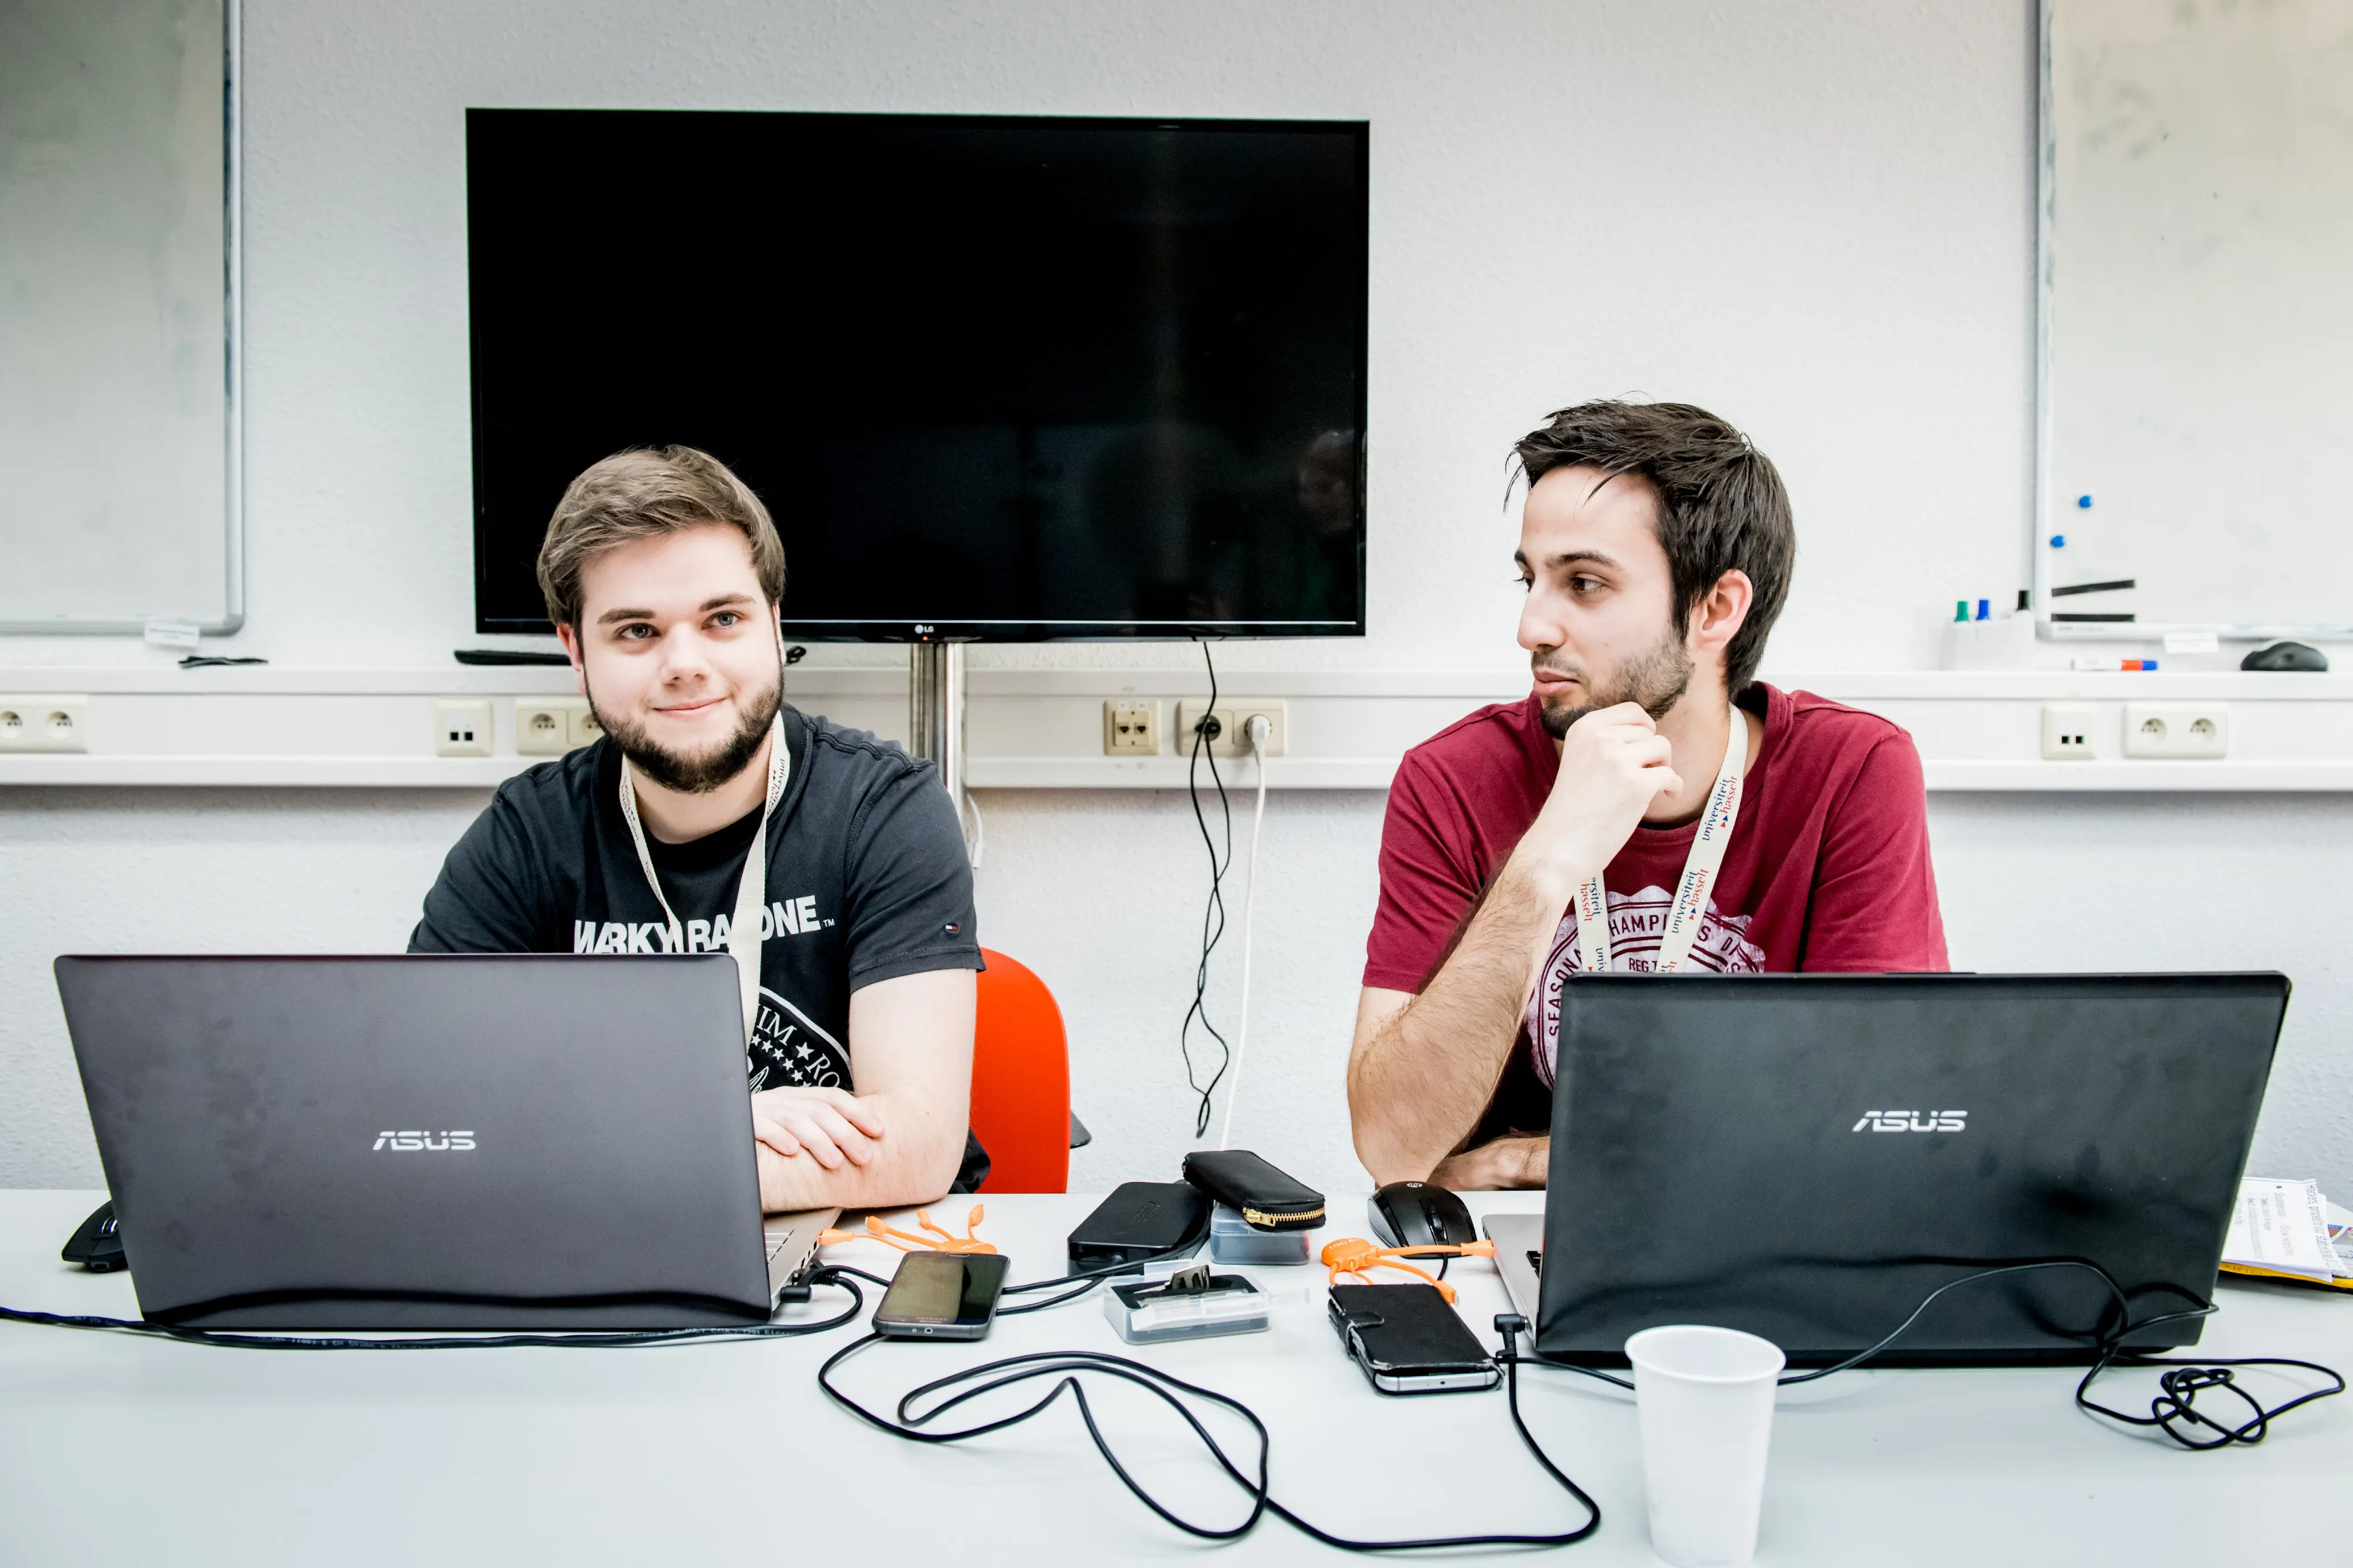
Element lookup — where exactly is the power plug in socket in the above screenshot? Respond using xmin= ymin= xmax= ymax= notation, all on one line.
xmin=434 ymin=698 xmax=494 ymax=758
xmin=2040 ymin=702 xmax=2097 ymax=761
xmin=0 ymin=694 xmax=91 ymax=753
xmin=1103 ymin=698 xmax=1160 ymax=755
xmin=2123 ymin=701 xmax=2229 ymax=759
xmin=1178 ymin=700 xmax=1287 ymax=759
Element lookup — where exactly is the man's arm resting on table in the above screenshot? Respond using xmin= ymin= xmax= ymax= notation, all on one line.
xmin=752 ymin=967 xmax=977 ymax=1212
xmin=1346 ymin=858 xmax=1573 ymax=1185
xmin=1348 ymin=703 xmax=1683 ymax=1186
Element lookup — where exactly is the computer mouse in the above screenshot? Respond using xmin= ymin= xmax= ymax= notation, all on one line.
xmin=61 ymin=1199 xmax=126 ymax=1273
xmin=1368 ymin=1181 xmax=1477 ymax=1249
xmin=2242 ymin=640 xmax=2328 ymax=672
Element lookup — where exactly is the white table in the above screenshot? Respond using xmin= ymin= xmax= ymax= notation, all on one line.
xmin=2 ymin=1188 xmax=2346 ymax=1565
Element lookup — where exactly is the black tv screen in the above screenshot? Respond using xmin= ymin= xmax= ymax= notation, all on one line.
xmin=466 ymin=110 xmax=1369 ymax=639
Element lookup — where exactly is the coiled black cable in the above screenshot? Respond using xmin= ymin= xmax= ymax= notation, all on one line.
xmin=812 ymin=1270 xmax=1602 ymax=1554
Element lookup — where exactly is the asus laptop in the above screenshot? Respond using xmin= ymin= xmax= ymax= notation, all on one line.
xmin=1486 ymin=973 xmax=2288 ymax=1366
xmin=54 ymin=955 xmax=836 ymax=1330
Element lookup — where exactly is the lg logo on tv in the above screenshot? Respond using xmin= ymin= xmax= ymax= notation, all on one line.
xmin=372 ymin=1130 xmax=477 ymax=1152
xmin=1851 ymin=1110 xmax=1968 ymax=1133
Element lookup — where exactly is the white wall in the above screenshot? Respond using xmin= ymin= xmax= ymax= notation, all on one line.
xmin=4 ymin=0 xmax=2348 ymax=1198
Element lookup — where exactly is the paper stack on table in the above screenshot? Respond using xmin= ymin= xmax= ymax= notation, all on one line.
xmin=2219 ymin=1177 xmax=2353 ymax=1292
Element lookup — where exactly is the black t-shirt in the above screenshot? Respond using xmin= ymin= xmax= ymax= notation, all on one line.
xmin=409 ymin=704 xmax=988 ymax=1189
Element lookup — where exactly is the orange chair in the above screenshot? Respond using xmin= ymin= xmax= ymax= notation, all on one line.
xmin=968 ymin=948 xmax=1079 ymax=1193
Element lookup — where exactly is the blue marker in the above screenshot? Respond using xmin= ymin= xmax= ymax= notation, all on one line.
xmin=1976 ymin=598 xmax=1991 ymax=621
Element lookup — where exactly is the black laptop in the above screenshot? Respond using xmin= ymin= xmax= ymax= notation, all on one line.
xmin=54 ymin=955 xmax=837 ymax=1330
xmin=1484 ymin=973 xmax=2288 ymax=1366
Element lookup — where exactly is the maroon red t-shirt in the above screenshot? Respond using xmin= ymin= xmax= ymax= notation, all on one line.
xmin=1363 ymin=682 xmax=1948 ymax=1138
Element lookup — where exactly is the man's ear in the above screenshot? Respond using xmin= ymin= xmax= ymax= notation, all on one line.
xmin=1689 ymin=570 xmax=1754 ymax=663
xmin=556 ymin=621 xmax=587 ymax=696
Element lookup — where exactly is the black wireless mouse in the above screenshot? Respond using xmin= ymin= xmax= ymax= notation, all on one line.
xmin=61 ymin=1199 xmax=126 ymax=1273
xmin=2242 ymin=641 xmax=2328 ymax=672
xmin=1368 ymin=1181 xmax=1477 ymax=1249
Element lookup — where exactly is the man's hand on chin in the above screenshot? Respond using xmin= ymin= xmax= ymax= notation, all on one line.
xmin=1430 ymin=1134 xmax=1549 ymax=1191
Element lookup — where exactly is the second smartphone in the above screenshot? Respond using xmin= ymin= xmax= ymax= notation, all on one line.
xmin=873 ymin=1251 xmax=1012 ymax=1341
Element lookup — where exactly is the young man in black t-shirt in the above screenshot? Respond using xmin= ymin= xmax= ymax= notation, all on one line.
xmin=411 ymin=446 xmax=986 ymax=1206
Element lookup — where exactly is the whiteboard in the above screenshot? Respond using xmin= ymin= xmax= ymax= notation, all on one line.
xmin=0 ymin=0 xmax=241 ymax=633
xmin=2039 ymin=0 xmax=2353 ymax=638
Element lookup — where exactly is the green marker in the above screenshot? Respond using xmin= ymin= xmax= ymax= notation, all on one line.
xmin=1953 ymin=600 xmax=1970 ymax=622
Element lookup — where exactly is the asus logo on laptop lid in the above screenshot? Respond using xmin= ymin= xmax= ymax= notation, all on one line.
xmin=372 ymin=1131 xmax=477 ymax=1152
xmin=1852 ymin=1110 xmax=1968 ymax=1133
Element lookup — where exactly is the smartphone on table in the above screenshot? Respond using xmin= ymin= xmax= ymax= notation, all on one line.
xmin=874 ymin=1252 xmax=1011 ymax=1341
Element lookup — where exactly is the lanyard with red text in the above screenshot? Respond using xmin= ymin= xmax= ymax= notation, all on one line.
xmin=1572 ymin=705 xmax=1754 ymax=975
xmin=616 ymin=712 xmax=790 ymax=1043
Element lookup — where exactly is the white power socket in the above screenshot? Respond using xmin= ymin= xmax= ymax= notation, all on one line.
xmin=1177 ymin=700 xmax=1287 ymax=758
xmin=2123 ymin=701 xmax=2229 ymax=759
xmin=0 ymin=694 xmax=91 ymax=753
xmin=2040 ymin=702 xmax=2097 ymax=760
xmin=1102 ymin=698 xmax=1160 ymax=755
xmin=515 ymin=697 xmax=596 ymax=756
xmin=433 ymin=698 xmax=494 ymax=758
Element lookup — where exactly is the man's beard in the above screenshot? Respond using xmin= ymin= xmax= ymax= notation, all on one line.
xmin=1536 ymin=627 xmax=1694 ymax=740
xmin=587 ymin=664 xmax=784 ymax=794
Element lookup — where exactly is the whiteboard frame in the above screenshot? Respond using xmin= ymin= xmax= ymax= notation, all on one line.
xmin=2034 ymin=0 xmax=2353 ymax=643
xmin=0 ymin=0 xmax=246 ymax=636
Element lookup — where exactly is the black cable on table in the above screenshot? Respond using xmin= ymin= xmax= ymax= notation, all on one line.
xmin=1509 ymin=1258 xmax=2343 ymax=1450
xmin=0 ymin=1276 xmax=865 ymax=1350
xmin=815 ymin=1299 xmax=1601 ymax=1553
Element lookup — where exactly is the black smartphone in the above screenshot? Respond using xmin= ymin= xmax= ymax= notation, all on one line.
xmin=1328 ymin=1284 xmax=1500 ymax=1394
xmin=873 ymin=1252 xmax=1012 ymax=1341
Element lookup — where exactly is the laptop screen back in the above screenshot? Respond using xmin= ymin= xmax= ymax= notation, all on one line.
xmin=56 ymin=954 xmax=773 ymax=1330
xmin=1535 ymin=973 xmax=2288 ymax=1366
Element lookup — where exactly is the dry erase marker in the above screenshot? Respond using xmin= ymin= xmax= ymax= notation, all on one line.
xmin=2071 ymin=658 xmax=2158 ymax=671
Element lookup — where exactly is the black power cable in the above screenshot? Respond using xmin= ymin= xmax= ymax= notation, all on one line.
xmin=0 ymin=1276 xmax=866 ymax=1349
xmin=1510 ymin=1259 xmax=2343 ymax=1450
xmin=814 ymin=1289 xmax=1601 ymax=1552
xmin=1179 ymin=637 xmax=1235 ymax=1138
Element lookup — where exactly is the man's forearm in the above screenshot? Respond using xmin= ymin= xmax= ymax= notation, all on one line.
xmin=1348 ymin=857 xmax=1571 ymax=1182
xmin=758 ymin=1091 xmax=963 ymax=1212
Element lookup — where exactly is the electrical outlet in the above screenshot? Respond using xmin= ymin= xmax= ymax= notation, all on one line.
xmin=1177 ymin=700 xmax=1288 ymax=758
xmin=1102 ymin=698 xmax=1160 ymax=755
xmin=0 ymin=694 xmax=91 ymax=753
xmin=433 ymin=698 xmax=493 ymax=758
xmin=2123 ymin=701 xmax=2229 ymax=759
xmin=570 ymin=703 xmax=604 ymax=749
xmin=2040 ymin=702 xmax=2097 ymax=760
xmin=515 ymin=698 xmax=575 ymax=756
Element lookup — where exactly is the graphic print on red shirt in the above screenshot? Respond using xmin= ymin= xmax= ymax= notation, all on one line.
xmin=1363 ymin=683 xmax=1949 ymax=1127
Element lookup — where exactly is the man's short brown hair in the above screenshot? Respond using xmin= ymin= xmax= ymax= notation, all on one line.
xmin=1513 ymin=400 xmax=1795 ymax=694
xmin=536 ymin=445 xmax=786 ymax=629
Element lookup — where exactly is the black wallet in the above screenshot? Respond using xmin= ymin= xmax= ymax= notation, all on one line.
xmin=1180 ymin=1149 xmax=1325 ymax=1232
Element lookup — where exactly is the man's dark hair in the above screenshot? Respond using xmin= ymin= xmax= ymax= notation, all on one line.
xmin=1513 ymin=400 xmax=1795 ymax=694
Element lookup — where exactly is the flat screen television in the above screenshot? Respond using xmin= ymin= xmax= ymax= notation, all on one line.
xmin=466 ymin=109 xmax=1369 ymax=640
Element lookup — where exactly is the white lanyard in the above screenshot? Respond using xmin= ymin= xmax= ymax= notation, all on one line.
xmin=616 ymin=713 xmax=790 ymax=1044
xmin=1573 ymin=705 xmax=1754 ymax=975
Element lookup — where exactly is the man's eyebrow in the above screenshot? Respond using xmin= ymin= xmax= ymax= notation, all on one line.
xmin=1536 ymin=550 xmax=1622 ymax=571
xmin=594 ymin=593 xmax=757 ymax=627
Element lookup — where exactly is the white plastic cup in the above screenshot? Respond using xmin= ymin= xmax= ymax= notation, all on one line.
xmin=1625 ymin=1324 xmax=1787 ymax=1568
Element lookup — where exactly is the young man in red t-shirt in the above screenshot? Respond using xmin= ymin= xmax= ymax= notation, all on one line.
xmin=1349 ymin=400 xmax=1947 ymax=1189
